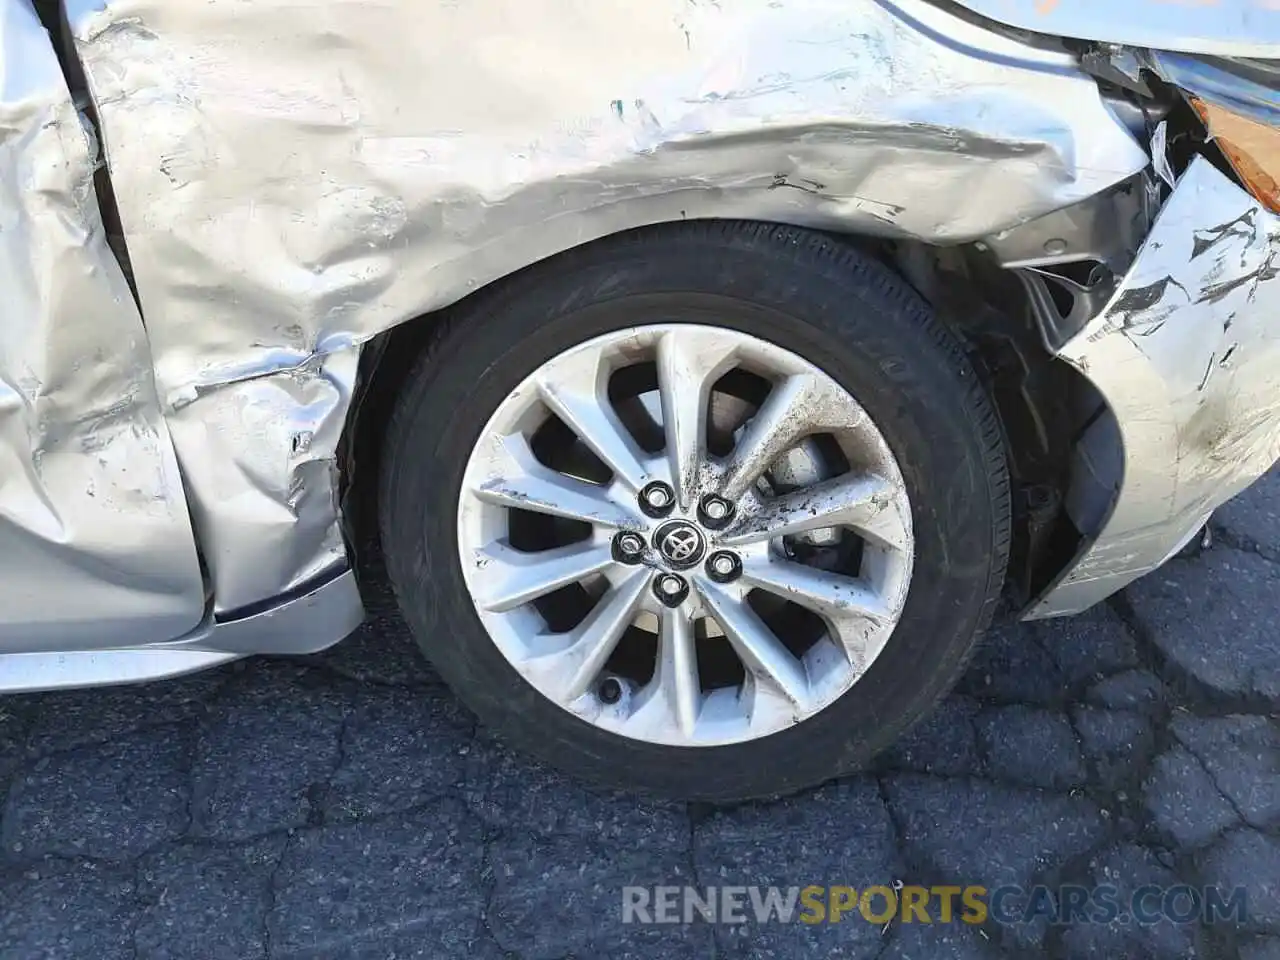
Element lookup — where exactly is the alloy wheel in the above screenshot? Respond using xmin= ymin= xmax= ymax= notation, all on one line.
xmin=456 ymin=324 xmax=914 ymax=746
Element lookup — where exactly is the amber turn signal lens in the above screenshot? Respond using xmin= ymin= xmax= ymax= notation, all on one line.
xmin=1192 ymin=97 xmax=1280 ymax=213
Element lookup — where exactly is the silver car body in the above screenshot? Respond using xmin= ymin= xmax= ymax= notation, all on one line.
xmin=1 ymin=0 xmax=1278 ymax=690
xmin=940 ymin=0 xmax=1280 ymax=58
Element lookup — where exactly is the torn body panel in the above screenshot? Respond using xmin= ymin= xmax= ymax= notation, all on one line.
xmin=0 ymin=0 xmax=206 ymax=650
xmin=61 ymin=0 xmax=1148 ymax=612
xmin=1030 ymin=157 xmax=1280 ymax=617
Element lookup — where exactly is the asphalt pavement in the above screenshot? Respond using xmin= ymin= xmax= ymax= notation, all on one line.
xmin=1 ymin=470 xmax=1278 ymax=959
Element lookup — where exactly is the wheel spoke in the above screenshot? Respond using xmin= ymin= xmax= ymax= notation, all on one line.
xmin=524 ymin=568 xmax=648 ymax=703
xmin=471 ymin=435 xmax=639 ymax=529
xmin=823 ymin=614 xmax=885 ymax=672
xmin=470 ymin=541 xmax=616 ymax=613
xmin=656 ymin=329 xmax=737 ymax=509
xmin=536 ymin=345 xmax=652 ymax=492
xmin=720 ymin=374 xmax=865 ymax=501
xmin=740 ymin=556 xmax=889 ymax=624
xmin=720 ymin=473 xmax=910 ymax=552
xmin=696 ymin=580 xmax=810 ymax=708
xmin=740 ymin=558 xmax=891 ymax=669
xmin=656 ymin=606 xmax=701 ymax=737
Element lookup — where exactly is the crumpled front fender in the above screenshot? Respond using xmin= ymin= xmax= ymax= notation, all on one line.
xmin=1031 ymin=157 xmax=1280 ymax=617
xmin=60 ymin=0 xmax=1148 ymax=614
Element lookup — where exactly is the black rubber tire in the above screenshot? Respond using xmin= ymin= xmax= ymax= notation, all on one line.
xmin=379 ymin=221 xmax=1010 ymax=801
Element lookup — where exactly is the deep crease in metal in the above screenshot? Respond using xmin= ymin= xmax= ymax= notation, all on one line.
xmin=53 ymin=0 xmax=1151 ymax=613
xmin=0 ymin=0 xmax=206 ymax=648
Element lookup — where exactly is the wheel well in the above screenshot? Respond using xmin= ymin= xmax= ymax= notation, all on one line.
xmin=887 ymin=240 xmax=1116 ymax=608
xmin=338 ymin=305 xmax=439 ymax=584
xmin=338 ymin=220 xmax=1108 ymax=607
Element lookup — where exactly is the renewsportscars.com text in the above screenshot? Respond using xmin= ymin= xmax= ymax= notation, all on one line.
xmin=621 ymin=884 xmax=1248 ymax=927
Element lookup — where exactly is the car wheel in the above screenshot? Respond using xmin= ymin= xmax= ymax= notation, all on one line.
xmin=380 ymin=221 xmax=1010 ymax=800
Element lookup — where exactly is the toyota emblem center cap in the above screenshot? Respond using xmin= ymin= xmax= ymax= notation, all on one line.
xmin=653 ymin=520 xmax=707 ymax=568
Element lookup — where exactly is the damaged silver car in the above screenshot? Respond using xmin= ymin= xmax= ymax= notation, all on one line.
xmin=3 ymin=0 xmax=1278 ymax=798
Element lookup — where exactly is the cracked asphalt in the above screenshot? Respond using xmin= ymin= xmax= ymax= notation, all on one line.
xmin=2 ymin=473 xmax=1279 ymax=960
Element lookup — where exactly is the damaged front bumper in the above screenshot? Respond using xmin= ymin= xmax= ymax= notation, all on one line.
xmin=1030 ymin=156 xmax=1280 ymax=617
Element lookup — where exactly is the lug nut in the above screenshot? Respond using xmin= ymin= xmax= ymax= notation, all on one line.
xmin=639 ymin=481 xmax=676 ymax=518
xmin=699 ymin=495 xmax=735 ymax=529
xmin=613 ymin=532 xmax=646 ymax=563
xmin=646 ymin=487 xmax=671 ymax=509
xmin=598 ymin=677 xmax=623 ymax=704
xmin=705 ymin=550 xmax=742 ymax=583
xmin=653 ymin=573 xmax=689 ymax=607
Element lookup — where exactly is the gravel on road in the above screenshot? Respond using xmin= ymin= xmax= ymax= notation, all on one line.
xmin=2 ymin=473 xmax=1279 ymax=960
